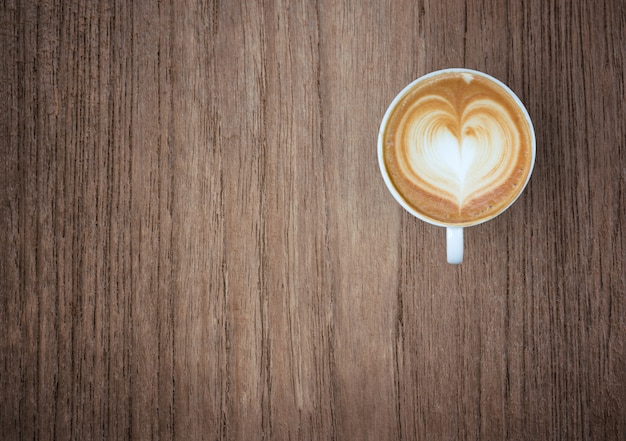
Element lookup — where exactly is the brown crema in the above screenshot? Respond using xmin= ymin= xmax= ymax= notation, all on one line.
xmin=382 ymin=71 xmax=534 ymax=225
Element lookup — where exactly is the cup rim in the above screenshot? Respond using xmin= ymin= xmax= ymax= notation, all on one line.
xmin=378 ymin=67 xmax=536 ymax=228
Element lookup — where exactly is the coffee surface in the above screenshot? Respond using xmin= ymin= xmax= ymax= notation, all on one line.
xmin=382 ymin=71 xmax=533 ymax=225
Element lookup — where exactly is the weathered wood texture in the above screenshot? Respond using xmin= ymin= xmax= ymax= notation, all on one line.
xmin=1 ymin=0 xmax=625 ymax=440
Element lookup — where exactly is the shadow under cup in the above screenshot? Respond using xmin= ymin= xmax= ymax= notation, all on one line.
xmin=378 ymin=68 xmax=536 ymax=264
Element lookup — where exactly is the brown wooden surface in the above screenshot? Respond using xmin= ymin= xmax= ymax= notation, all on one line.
xmin=1 ymin=0 xmax=625 ymax=440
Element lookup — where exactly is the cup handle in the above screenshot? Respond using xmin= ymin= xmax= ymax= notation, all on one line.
xmin=446 ymin=227 xmax=463 ymax=264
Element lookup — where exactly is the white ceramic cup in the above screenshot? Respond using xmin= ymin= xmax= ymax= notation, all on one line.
xmin=378 ymin=68 xmax=536 ymax=264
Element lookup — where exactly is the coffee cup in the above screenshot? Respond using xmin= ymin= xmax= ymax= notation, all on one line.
xmin=378 ymin=68 xmax=536 ymax=264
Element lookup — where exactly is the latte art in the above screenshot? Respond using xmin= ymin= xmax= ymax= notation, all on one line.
xmin=401 ymin=97 xmax=520 ymax=206
xmin=382 ymin=72 xmax=533 ymax=225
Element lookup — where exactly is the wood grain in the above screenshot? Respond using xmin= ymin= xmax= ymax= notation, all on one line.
xmin=1 ymin=0 xmax=625 ymax=440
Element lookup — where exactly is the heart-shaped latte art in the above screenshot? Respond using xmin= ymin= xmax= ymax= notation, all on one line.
xmin=397 ymin=95 xmax=520 ymax=210
xmin=382 ymin=71 xmax=533 ymax=225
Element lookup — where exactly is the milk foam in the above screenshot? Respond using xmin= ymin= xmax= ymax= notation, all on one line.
xmin=461 ymin=73 xmax=473 ymax=84
xmin=383 ymin=71 xmax=534 ymax=225
xmin=398 ymin=95 xmax=520 ymax=210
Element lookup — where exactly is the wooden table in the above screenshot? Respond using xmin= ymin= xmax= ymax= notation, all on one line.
xmin=1 ymin=1 xmax=625 ymax=439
